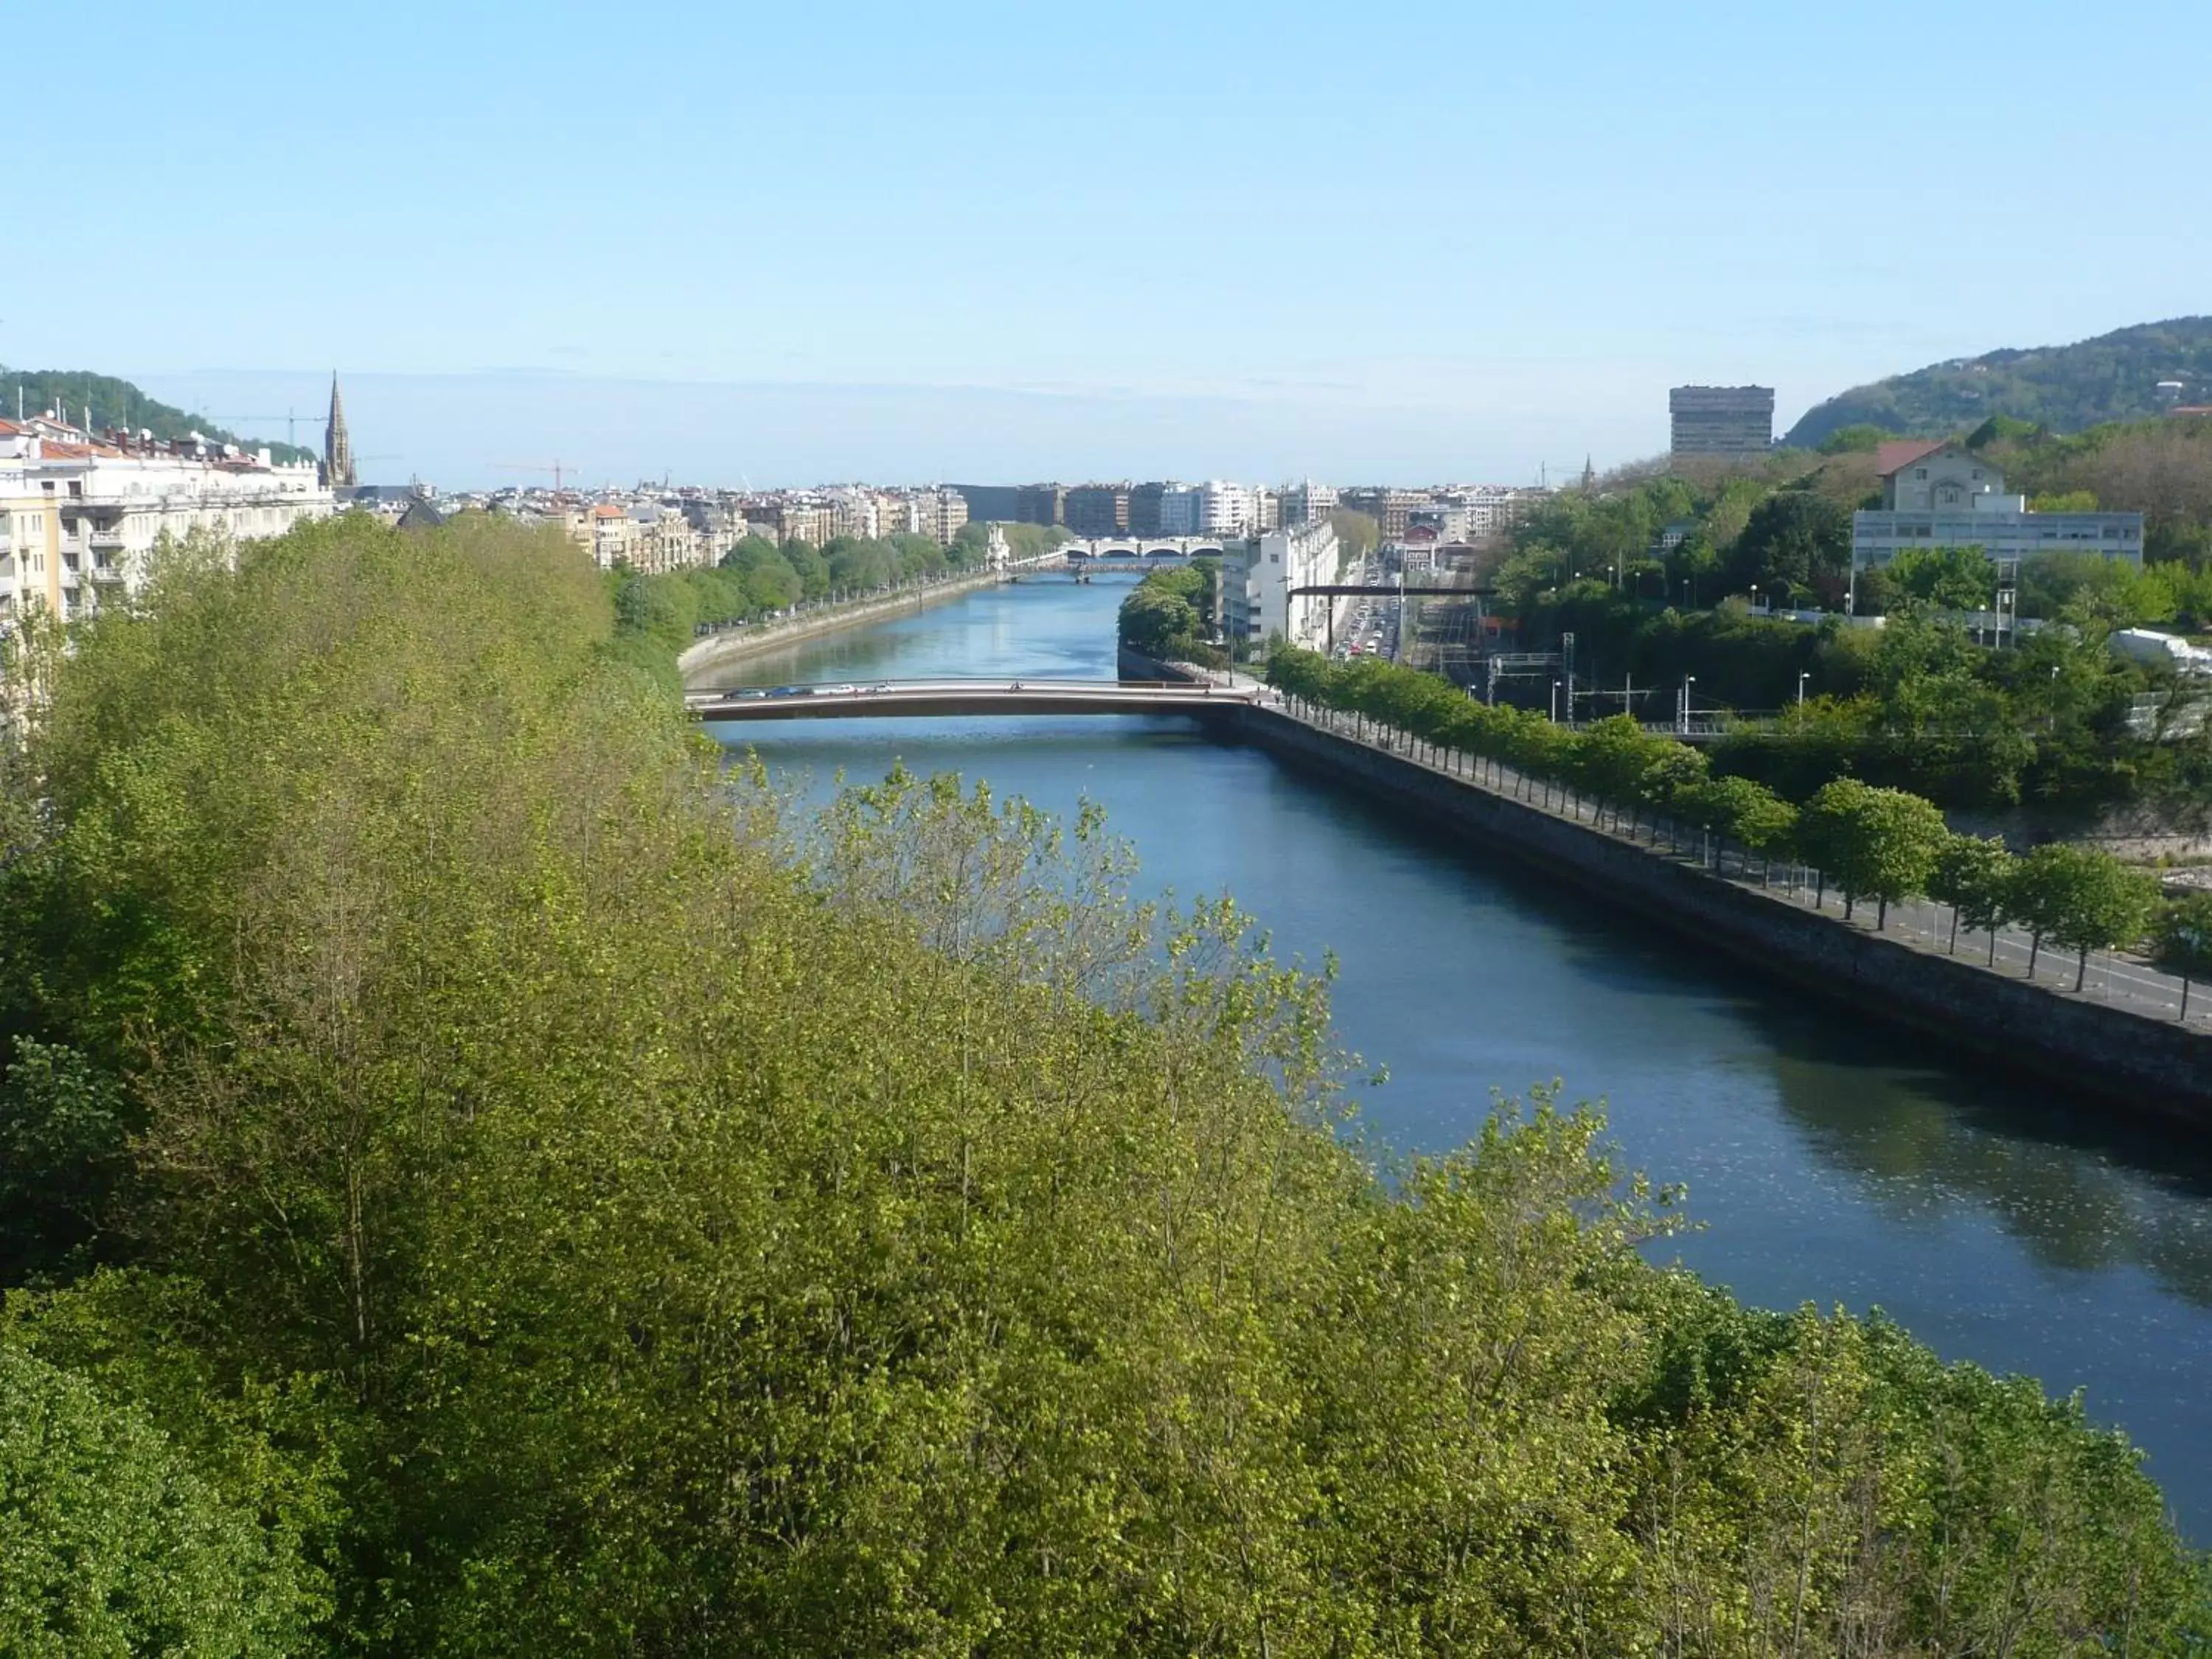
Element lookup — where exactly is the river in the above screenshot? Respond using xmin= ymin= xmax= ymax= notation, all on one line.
xmin=697 ymin=574 xmax=2212 ymax=1537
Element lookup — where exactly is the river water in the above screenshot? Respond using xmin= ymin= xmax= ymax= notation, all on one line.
xmin=698 ymin=576 xmax=2212 ymax=1537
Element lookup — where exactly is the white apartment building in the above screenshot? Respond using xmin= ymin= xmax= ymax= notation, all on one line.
xmin=1851 ymin=441 xmax=2143 ymax=579
xmin=1200 ymin=479 xmax=1260 ymax=537
xmin=1225 ymin=518 xmax=1340 ymax=650
xmin=1 ymin=418 xmax=333 ymax=637
xmin=1279 ymin=480 xmax=1337 ymax=528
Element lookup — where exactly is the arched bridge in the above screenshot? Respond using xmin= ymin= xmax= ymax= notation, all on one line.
xmin=1060 ymin=537 xmax=1225 ymax=564
xmin=686 ymin=677 xmax=1259 ymax=722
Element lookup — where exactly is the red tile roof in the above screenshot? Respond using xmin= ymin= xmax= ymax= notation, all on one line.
xmin=1874 ymin=438 xmax=1949 ymax=477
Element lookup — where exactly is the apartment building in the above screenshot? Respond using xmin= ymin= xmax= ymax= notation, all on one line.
xmin=1 ymin=417 xmax=333 ymax=635
xmin=1127 ymin=481 xmax=1170 ymax=536
xmin=1158 ymin=485 xmax=1203 ymax=535
xmin=1279 ymin=480 xmax=1336 ymax=528
xmin=1224 ymin=518 xmax=1340 ymax=650
xmin=1065 ymin=484 xmax=1130 ymax=537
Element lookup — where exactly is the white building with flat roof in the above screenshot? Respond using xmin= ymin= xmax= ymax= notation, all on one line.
xmin=1 ymin=417 xmax=333 ymax=636
xmin=1225 ymin=518 xmax=1339 ymax=650
xmin=1851 ymin=439 xmax=2143 ymax=578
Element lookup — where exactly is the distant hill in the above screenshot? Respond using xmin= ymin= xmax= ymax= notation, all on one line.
xmin=0 ymin=364 xmax=316 ymax=465
xmin=1784 ymin=318 xmax=2212 ymax=450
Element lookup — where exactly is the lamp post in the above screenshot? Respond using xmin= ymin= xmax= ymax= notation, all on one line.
xmin=1750 ymin=583 xmax=1760 ymax=613
xmin=1679 ymin=674 xmax=1697 ymax=735
xmin=1798 ymin=670 xmax=1810 ymax=709
xmin=1551 ymin=680 xmax=1562 ymax=724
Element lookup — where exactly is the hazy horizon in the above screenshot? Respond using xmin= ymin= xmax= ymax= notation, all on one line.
xmin=12 ymin=0 xmax=2210 ymax=488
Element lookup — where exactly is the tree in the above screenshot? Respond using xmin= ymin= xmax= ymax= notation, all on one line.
xmin=0 ymin=1039 xmax=128 ymax=1284
xmin=1927 ymin=834 xmax=2016 ymax=960
xmin=0 ymin=1346 xmax=321 ymax=1655
xmin=2152 ymin=891 xmax=2212 ymax=1019
xmin=1328 ymin=507 xmax=1380 ymax=565
xmin=1817 ymin=423 xmax=1890 ymax=455
xmin=1793 ymin=779 xmax=1949 ymax=927
xmin=1885 ymin=543 xmax=1998 ymax=612
xmin=2009 ymin=844 xmax=2159 ymax=990
xmin=1724 ymin=492 xmax=1852 ymax=608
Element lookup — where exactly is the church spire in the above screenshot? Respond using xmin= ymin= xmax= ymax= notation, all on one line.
xmin=1580 ymin=453 xmax=1596 ymax=493
xmin=324 ymin=372 xmax=356 ymax=490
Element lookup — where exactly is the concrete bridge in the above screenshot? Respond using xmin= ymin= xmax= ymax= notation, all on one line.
xmin=1059 ymin=536 xmax=1226 ymax=564
xmin=686 ymin=676 xmax=1258 ymax=722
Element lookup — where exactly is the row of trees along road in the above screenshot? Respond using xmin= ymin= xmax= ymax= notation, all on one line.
xmin=0 ymin=518 xmax=2204 ymax=1653
xmin=1267 ymin=647 xmax=2171 ymax=991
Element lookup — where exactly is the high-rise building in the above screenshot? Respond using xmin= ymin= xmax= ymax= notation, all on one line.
xmin=1015 ymin=484 xmax=1065 ymax=526
xmin=1127 ymin=481 xmax=1171 ymax=536
xmin=950 ymin=484 xmax=1019 ymax=522
xmin=1279 ymin=480 xmax=1336 ymax=528
xmin=324 ymin=372 xmax=356 ymax=491
xmin=1065 ymin=484 xmax=1130 ymax=537
xmin=1669 ymin=386 xmax=1774 ymax=464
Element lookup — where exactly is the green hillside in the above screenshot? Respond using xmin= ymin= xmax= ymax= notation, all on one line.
xmin=1785 ymin=317 xmax=2212 ymax=450
xmin=0 ymin=364 xmax=316 ymax=465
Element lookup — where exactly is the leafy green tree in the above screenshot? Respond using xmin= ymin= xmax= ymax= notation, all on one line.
xmin=0 ymin=1040 xmax=128 ymax=1284
xmin=2152 ymin=890 xmax=2212 ymax=1018
xmin=2010 ymin=844 xmax=2160 ymax=990
xmin=1724 ymin=491 xmax=1852 ymax=608
xmin=1927 ymin=833 xmax=2016 ymax=960
xmin=1885 ymin=543 xmax=1998 ymax=611
xmin=0 ymin=1346 xmax=321 ymax=1656
xmin=1327 ymin=507 xmax=1380 ymax=564
xmin=1793 ymin=778 xmax=1949 ymax=927
xmin=1817 ymin=422 xmax=1890 ymax=455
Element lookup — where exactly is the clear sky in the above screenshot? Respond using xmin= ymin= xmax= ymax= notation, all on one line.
xmin=7 ymin=0 xmax=2208 ymax=488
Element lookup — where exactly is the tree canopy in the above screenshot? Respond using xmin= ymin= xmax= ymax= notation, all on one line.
xmin=0 ymin=518 xmax=2201 ymax=1655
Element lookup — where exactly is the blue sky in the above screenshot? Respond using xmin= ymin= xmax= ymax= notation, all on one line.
xmin=7 ymin=0 xmax=2208 ymax=487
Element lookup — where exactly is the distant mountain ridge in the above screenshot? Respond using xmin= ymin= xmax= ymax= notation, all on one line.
xmin=1784 ymin=318 xmax=2212 ymax=450
xmin=0 ymin=364 xmax=316 ymax=465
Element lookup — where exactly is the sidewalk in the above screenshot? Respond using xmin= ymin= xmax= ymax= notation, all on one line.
xmin=1279 ymin=697 xmax=2212 ymax=1031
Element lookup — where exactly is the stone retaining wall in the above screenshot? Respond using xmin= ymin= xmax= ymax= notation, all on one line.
xmin=1236 ymin=706 xmax=2212 ymax=1124
xmin=679 ymin=570 xmax=1006 ymax=683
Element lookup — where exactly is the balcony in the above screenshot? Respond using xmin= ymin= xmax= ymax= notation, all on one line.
xmin=89 ymin=528 xmax=126 ymax=550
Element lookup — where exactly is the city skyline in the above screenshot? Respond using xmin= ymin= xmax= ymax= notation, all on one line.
xmin=10 ymin=0 xmax=2211 ymax=485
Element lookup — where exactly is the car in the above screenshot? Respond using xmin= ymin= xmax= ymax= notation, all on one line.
xmin=824 ymin=683 xmax=858 ymax=695
xmin=733 ymin=687 xmax=769 ymax=700
xmin=863 ymin=682 xmax=894 ymax=693
xmin=767 ymin=685 xmax=815 ymax=698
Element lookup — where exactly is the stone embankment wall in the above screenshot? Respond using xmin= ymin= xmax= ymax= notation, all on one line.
xmin=679 ymin=569 xmax=1008 ymax=683
xmin=1235 ymin=706 xmax=2212 ymax=1124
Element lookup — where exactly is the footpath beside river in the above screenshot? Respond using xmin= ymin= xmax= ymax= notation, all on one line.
xmin=678 ymin=566 xmax=1014 ymax=679
xmin=1233 ymin=699 xmax=2212 ymax=1124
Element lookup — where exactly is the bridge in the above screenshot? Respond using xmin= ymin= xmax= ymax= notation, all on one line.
xmin=686 ymin=677 xmax=1258 ymax=722
xmin=1059 ymin=536 xmax=1226 ymax=564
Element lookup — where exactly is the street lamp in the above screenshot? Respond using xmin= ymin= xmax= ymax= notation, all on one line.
xmin=1797 ymin=670 xmax=1810 ymax=709
xmin=1750 ymin=583 xmax=1761 ymax=612
xmin=1551 ymin=680 xmax=1562 ymax=723
xmin=1680 ymin=674 xmax=1696 ymax=734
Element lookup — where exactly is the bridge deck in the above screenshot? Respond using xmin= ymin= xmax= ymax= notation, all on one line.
xmin=686 ymin=678 xmax=1257 ymax=721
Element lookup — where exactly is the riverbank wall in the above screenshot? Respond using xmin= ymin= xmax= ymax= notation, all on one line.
xmin=1234 ymin=706 xmax=2212 ymax=1124
xmin=679 ymin=569 xmax=1009 ymax=684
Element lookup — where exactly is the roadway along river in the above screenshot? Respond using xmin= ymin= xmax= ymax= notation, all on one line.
xmin=697 ymin=574 xmax=2212 ymax=1538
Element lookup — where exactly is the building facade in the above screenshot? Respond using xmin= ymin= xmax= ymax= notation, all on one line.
xmin=1850 ymin=441 xmax=2144 ymax=578
xmin=2 ymin=417 xmax=334 ymax=650
xmin=1669 ymin=386 xmax=1775 ymax=463
xmin=1065 ymin=484 xmax=1130 ymax=537
xmin=1223 ymin=518 xmax=1340 ymax=650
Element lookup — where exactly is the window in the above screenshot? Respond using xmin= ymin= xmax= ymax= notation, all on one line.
xmin=1916 ymin=468 xmax=1927 ymax=479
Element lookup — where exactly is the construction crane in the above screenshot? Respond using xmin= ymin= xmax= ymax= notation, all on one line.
xmin=490 ymin=461 xmax=584 ymax=492
xmin=201 ymin=409 xmax=329 ymax=450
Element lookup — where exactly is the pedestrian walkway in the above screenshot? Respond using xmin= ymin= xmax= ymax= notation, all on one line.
xmin=1274 ymin=696 xmax=2212 ymax=1030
